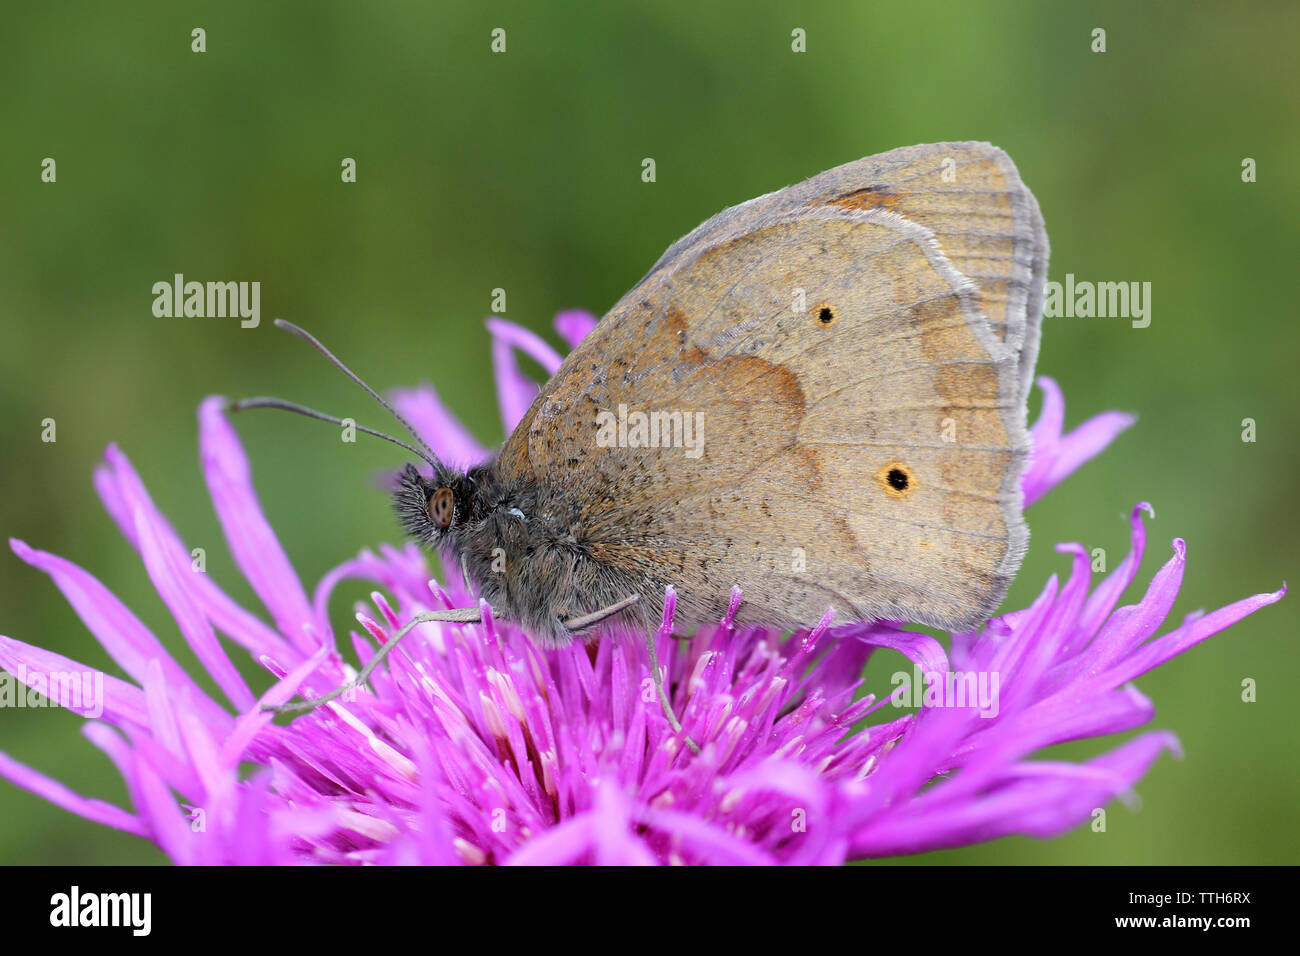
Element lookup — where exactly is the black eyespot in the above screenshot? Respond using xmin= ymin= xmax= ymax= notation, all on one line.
xmin=877 ymin=461 xmax=915 ymax=497
xmin=818 ymin=307 xmax=834 ymax=325
xmin=429 ymin=487 xmax=455 ymax=529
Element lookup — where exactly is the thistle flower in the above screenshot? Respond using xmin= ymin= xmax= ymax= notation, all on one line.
xmin=0 ymin=312 xmax=1283 ymax=865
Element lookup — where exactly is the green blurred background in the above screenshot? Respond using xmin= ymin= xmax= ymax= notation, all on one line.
xmin=1 ymin=1 xmax=1295 ymax=865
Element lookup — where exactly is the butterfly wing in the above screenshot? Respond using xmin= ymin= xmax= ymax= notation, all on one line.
xmin=498 ymin=144 xmax=1046 ymax=633
xmin=647 ymin=142 xmax=1048 ymax=402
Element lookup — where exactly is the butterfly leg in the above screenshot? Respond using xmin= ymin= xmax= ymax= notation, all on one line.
xmin=558 ymin=592 xmax=641 ymax=631
xmin=266 ymin=595 xmax=703 ymax=756
xmin=266 ymin=598 xmax=642 ymax=716
xmin=263 ymin=606 xmax=484 ymax=715
xmin=561 ymin=594 xmax=700 ymax=755
xmin=642 ymin=625 xmax=701 ymax=755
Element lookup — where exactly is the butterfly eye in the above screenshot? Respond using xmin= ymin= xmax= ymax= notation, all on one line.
xmin=429 ymin=487 xmax=455 ymax=529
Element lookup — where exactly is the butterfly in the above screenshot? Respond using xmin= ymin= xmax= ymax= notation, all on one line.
xmin=238 ymin=142 xmax=1048 ymax=747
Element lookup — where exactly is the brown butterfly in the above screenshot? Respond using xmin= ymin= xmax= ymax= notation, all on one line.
xmin=238 ymin=142 xmax=1048 ymax=746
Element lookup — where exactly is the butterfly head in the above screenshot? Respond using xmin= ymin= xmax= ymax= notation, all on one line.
xmin=394 ymin=462 xmax=478 ymax=548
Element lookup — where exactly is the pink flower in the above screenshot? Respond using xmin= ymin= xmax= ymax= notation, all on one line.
xmin=0 ymin=312 xmax=1283 ymax=864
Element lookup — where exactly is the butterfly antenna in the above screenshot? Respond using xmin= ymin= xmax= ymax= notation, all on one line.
xmin=227 ymin=397 xmax=440 ymax=469
xmin=271 ymin=318 xmax=441 ymax=466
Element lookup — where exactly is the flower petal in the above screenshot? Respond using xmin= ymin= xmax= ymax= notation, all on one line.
xmin=389 ymin=384 xmax=488 ymax=468
xmin=1023 ymin=377 xmax=1135 ymax=506
xmin=486 ymin=319 xmax=563 ymax=433
xmin=94 ymin=448 xmax=300 ymax=667
xmin=0 ymin=750 xmax=148 ymax=837
xmin=199 ymin=396 xmax=319 ymax=653
xmin=553 ymin=310 xmax=597 ymax=349
xmin=132 ymin=506 xmax=255 ymax=712
xmin=8 ymin=537 xmax=221 ymax=719
xmin=0 ymin=634 xmax=148 ymax=727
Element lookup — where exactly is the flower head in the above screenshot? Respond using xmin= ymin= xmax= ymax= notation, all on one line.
xmin=0 ymin=312 xmax=1283 ymax=864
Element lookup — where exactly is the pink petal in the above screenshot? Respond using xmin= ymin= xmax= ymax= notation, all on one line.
xmin=132 ymin=507 xmax=254 ymax=712
xmin=199 ymin=396 xmax=319 ymax=653
xmin=1024 ymin=377 xmax=1136 ymax=506
xmin=486 ymin=319 xmax=563 ymax=434
xmin=95 ymin=447 xmax=299 ymax=666
xmin=390 ymin=384 xmax=488 ymax=468
xmin=8 ymin=537 xmax=215 ymax=716
xmin=0 ymin=634 xmax=149 ymax=727
xmin=553 ymin=310 xmax=597 ymax=349
xmin=0 ymin=750 xmax=147 ymax=837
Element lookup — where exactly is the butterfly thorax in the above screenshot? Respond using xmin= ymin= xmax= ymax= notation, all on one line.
xmin=394 ymin=460 xmax=650 ymax=646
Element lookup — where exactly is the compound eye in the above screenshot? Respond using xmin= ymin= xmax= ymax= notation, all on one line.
xmin=428 ymin=487 xmax=455 ymax=529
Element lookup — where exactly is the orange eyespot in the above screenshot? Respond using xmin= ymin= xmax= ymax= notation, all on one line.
xmin=429 ymin=487 xmax=455 ymax=529
xmin=876 ymin=461 xmax=916 ymax=498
